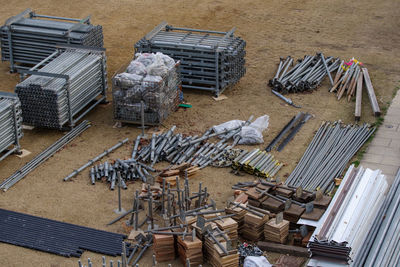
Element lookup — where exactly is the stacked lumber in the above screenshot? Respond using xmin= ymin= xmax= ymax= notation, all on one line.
xmin=261 ymin=197 xmax=284 ymax=213
xmin=242 ymin=213 xmax=269 ymax=241
xmin=191 ymin=221 xmax=217 ymax=240
xmin=225 ymin=206 xmax=246 ymax=234
xmin=152 ymin=231 xmax=175 ymax=262
xmin=216 ymin=218 xmax=238 ymax=241
xmin=284 ymin=204 xmax=305 ymax=223
xmin=264 ymin=219 xmax=289 ymax=244
xmin=204 ymin=236 xmax=239 ymax=267
xmin=246 ymin=187 xmax=267 ymax=207
xmin=157 ymin=163 xmax=200 ymax=186
xmin=177 ymin=235 xmax=203 ymax=266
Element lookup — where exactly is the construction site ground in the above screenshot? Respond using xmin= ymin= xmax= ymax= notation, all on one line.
xmin=0 ymin=0 xmax=399 ymax=266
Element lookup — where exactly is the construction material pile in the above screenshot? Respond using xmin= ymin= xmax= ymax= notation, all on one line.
xmin=285 ymin=121 xmax=375 ymax=192
xmin=0 ymin=92 xmax=23 ymax=162
xmin=15 ymin=47 xmax=107 ymax=129
xmin=329 ymin=59 xmax=381 ymax=120
xmin=113 ymin=52 xmax=181 ymax=125
xmin=1 ymin=9 xmax=103 ymax=71
xmin=308 ymin=165 xmax=389 ymax=266
xmin=135 ymin=22 xmax=246 ymax=96
xmin=354 ymin=169 xmax=400 ymax=267
xmin=269 ymin=53 xmax=340 ymax=94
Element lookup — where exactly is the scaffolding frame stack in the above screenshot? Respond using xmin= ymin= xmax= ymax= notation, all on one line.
xmin=0 ymin=92 xmax=23 ymax=162
xmin=135 ymin=22 xmax=246 ymax=96
xmin=16 ymin=45 xmax=107 ymax=129
xmin=1 ymin=8 xmax=103 ymax=72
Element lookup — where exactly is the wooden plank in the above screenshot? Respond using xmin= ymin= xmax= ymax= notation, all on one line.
xmin=362 ymin=68 xmax=381 ymax=116
xmin=257 ymin=241 xmax=310 ymax=257
xmin=355 ymin=72 xmax=363 ymax=121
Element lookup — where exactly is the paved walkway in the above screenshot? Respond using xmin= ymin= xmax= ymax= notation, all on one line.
xmin=361 ymin=90 xmax=400 ymax=184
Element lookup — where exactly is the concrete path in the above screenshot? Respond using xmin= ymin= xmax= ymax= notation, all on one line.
xmin=361 ymin=90 xmax=400 ymax=184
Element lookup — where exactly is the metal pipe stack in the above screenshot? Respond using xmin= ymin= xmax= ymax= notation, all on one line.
xmin=269 ymin=53 xmax=340 ymax=94
xmin=0 ymin=120 xmax=90 ymax=191
xmin=1 ymin=8 xmax=103 ymax=71
xmin=16 ymin=46 xmax=107 ymax=129
xmin=135 ymin=22 xmax=246 ymax=96
xmin=353 ymin=168 xmax=400 ymax=267
xmin=0 ymin=92 xmax=23 ymax=162
xmin=285 ymin=121 xmax=375 ymax=192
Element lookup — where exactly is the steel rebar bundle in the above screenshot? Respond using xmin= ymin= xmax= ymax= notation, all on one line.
xmin=1 ymin=8 xmax=103 ymax=72
xmin=16 ymin=46 xmax=107 ymax=129
xmin=0 ymin=92 xmax=23 ymax=162
xmin=285 ymin=121 xmax=375 ymax=192
xmin=0 ymin=208 xmax=126 ymax=257
xmin=135 ymin=22 xmax=246 ymax=96
xmin=0 ymin=120 xmax=90 ymax=191
xmin=269 ymin=53 xmax=340 ymax=94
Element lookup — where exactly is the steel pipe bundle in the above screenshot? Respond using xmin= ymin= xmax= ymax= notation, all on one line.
xmin=231 ymin=149 xmax=281 ymax=178
xmin=16 ymin=46 xmax=107 ymax=129
xmin=1 ymin=9 xmax=103 ymax=71
xmin=135 ymin=22 xmax=246 ymax=96
xmin=269 ymin=53 xmax=340 ymax=94
xmin=0 ymin=92 xmax=23 ymax=162
xmin=0 ymin=120 xmax=90 ymax=191
xmin=0 ymin=208 xmax=126 ymax=257
xmin=353 ymin=168 xmax=400 ymax=267
xmin=285 ymin=121 xmax=375 ymax=192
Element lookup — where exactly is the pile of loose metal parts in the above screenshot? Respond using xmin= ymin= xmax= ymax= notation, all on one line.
xmin=135 ymin=22 xmax=246 ymax=96
xmin=329 ymin=59 xmax=381 ymax=120
xmin=269 ymin=53 xmax=340 ymax=94
xmin=1 ymin=8 xmax=103 ymax=72
xmin=15 ymin=46 xmax=107 ymax=129
xmin=0 ymin=92 xmax=23 ymax=162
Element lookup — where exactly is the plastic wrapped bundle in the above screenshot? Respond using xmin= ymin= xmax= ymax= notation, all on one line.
xmin=113 ymin=52 xmax=181 ymax=125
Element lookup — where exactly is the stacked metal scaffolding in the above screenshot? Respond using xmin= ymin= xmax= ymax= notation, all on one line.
xmin=15 ymin=46 xmax=107 ymax=129
xmin=1 ymin=8 xmax=103 ymax=71
xmin=0 ymin=92 xmax=23 ymax=162
xmin=135 ymin=22 xmax=246 ymax=96
xmin=285 ymin=121 xmax=375 ymax=192
xmin=0 ymin=208 xmax=126 ymax=257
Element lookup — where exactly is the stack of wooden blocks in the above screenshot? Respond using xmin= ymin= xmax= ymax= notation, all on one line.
xmin=264 ymin=218 xmax=289 ymax=244
xmin=152 ymin=231 xmax=176 ymax=262
xmin=241 ymin=213 xmax=269 ymax=241
xmin=177 ymin=235 xmax=203 ymax=266
xmin=204 ymin=235 xmax=238 ymax=267
xmin=157 ymin=163 xmax=200 ymax=186
xmin=216 ymin=218 xmax=238 ymax=241
xmin=225 ymin=206 xmax=246 ymax=234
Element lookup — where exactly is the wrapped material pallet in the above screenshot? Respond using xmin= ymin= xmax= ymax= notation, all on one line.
xmin=113 ymin=52 xmax=181 ymax=125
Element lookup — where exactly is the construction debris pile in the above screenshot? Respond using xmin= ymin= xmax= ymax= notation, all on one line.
xmin=269 ymin=53 xmax=340 ymax=94
xmin=329 ymin=59 xmax=381 ymax=120
xmin=113 ymin=52 xmax=181 ymax=125
xmin=135 ymin=22 xmax=246 ymax=96
xmin=16 ymin=47 xmax=107 ymax=129
xmin=285 ymin=121 xmax=375 ymax=192
xmin=308 ymin=165 xmax=389 ymax=266
xmin=1 ymin=9 xmax=103 ymax=71
xmin=0 ymin=92 xmax=23 ymax=162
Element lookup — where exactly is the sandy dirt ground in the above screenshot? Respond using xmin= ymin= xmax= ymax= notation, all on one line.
xmin=0 ymin=0 xmax=399 ymax=266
